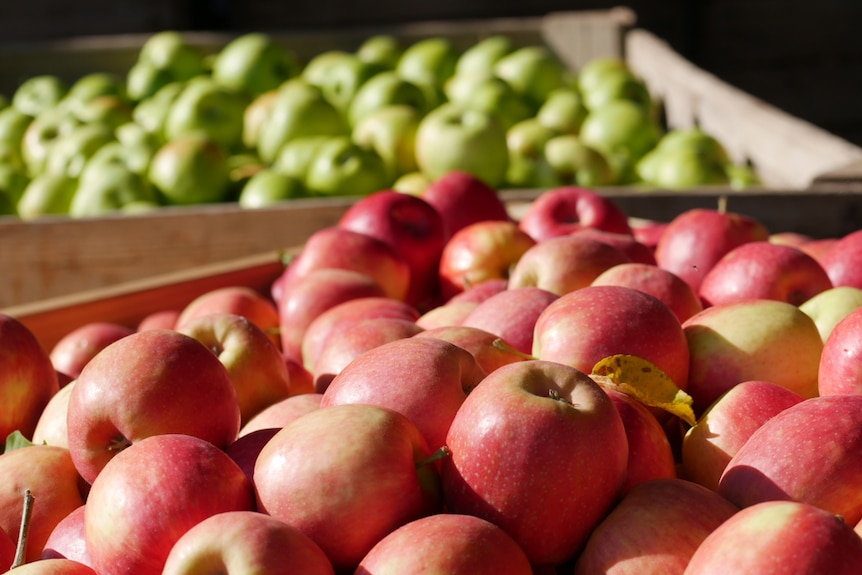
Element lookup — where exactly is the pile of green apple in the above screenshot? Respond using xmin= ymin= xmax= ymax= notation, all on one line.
xmin=4 ymin=176 xmax=862 ymax=573
xmin=0 ymin=29 xmax=758 ymax=219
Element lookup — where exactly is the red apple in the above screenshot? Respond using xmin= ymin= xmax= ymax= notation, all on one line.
xmin=338 ymin=190 xmax=447 ymax=309
xmin=175 ymin=285 xmax=281 ymax=349
xmin=419 ymin=170 xmax=512 ymax=240
xmin=0 ymin=312 xmax=60 ymax=441
xmin=591 ymin=262 xmax=704 ymax=323
xmin=683 ymin=299 xmax=822 ymax=415
xmin=819 ymin=305 xmax=862 ymax=396
xmin=137 ymin=309 xmax=181 ymax=331
xmin=312 ymin=317 xmax=424 ymax=392
xmin=573 ymin=478 xmax=739 ymax=575
xmin=438 ymin=219 xmax=536 ymax=301
xmin=460 ymin=286 xmax=559 ymax=355
xmin=321 ymin=336 xmax=486 ymax=450
xmin=66 ymin=329 xmax=241 ymax=484
xmin=277 ymin=226 xmax=412 ymax=302
xmin=225 ymin=427 xmax=280 ymax=482
xmin=178 ymin=312 xmax=292 ymax=425
xmin=0 ymin=521 xmax=14 ymax=570
xmin=415 ymin=300 xmax=479 ymax=329
xmin=49 ymin=321 xmax=135 ymax=381
xmin=698 ymin=241 xmax=832 ymax=307
xmin=41 ymin=504 xmax=91 ymax=566
xmin=442 ymin=359 xmax=628 ymax=567
xmin=31 ymin=379 xmax=76 ymax=448
xmin=683 ymin=500 xmax=862 ymax=575
xmin=654 ymin=208 xmax=770 ymax=292
xmin=508 ymin=233 xmax=632 ymax=296
xmin=254 ymin=403 xmax=443 ymax=573
xmin=414 ymin=325 xmax=526 ymax=375
xmin=605 ymin=388 xmax=677 ymax=495
xmin=574 ymin=228 xmax=658 ymax=265
xmin=533 ymin=285 xmax=690 ymax=392
xmin=446 ymin=277 xmax=508 ymax=304
xmin=85 ymin=433 xmax=255 ymax=575
xmin=718 ymin=395 xmax=862 ymax=525
xmin=161 ymin=511 xmax=335 ymax=575
xmin=0 ymin=444 xmax=87 ymax=564
xmin=239 ymin=392 xmax=323 ymax=437
xmin=517 ymin=185 xmax=632 ymax=243
xmin=300 ymin=296 xmax=420 ymax=374
xmin=277 ymin=267 xmax=387 ymax=363
xmin=819 ymin=229 xmax=862 ymax=288
xmin=630 ymin=217 xmax=669 ymax=251
xmin=284 ymin=357 xmax=315 ymax=396
xmin=356 ymin=513 xmax=533 ymax=575
xmin=681 ymin=380 xmax=804 ymax=491
xmin=8 ymin=559 xmax=98 ymax=574
xmin=800 ymin=237 xmax=839 ymax=265
xmin=769 ymin=230 xmax=815 ymax=247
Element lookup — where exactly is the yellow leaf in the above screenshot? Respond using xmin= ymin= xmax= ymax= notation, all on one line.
xmin=590 ymin=354 xmax=696 ymax=426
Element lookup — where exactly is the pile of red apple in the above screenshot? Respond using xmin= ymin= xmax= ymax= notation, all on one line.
xmin=0 ymin=27 xmax=756 ymax=219
xmin=4 ymin=172 xmax=862 ymax=574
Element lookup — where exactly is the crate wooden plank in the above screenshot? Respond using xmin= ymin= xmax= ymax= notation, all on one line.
xmin=624 ymin=29 xmax=862 ymax=190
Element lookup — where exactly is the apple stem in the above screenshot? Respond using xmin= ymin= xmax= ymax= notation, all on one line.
xmin=548 ymin=388 xmax=574 ymax=406
xmin=716 ymin=194 xmax=728 ymax=214
xmin=416 ymin=445 xmax=451 ymax=469
xmin=491 ymin=338 xmax=538 ymax=360
xmin=107 ymin=435 xmax=133 ymax=452
xmin=11 ymin=489 xmax=34 ymax=569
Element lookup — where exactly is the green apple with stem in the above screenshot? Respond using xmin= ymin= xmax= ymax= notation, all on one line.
xmin=148 ymin=135 xmax=231 ymax=205
xmin=238 ymin=168 xmax=305 ymax=208
xmin=211 ymin=32 xmax=300 ymax=97
xmin=352 ymin=104 xmax=421 ymax=180
xmin=16 ymin=171 xmax=78 ymax=219
xmin=347 ymin=71 xmax=428 ymax=127
xmin=12 ymin=75 xmax=68 ymax=117
xmin=164 ymin=77 xmax=248 ymax=151
xmin=414 ymin=102 xmax=509 ymax=187
xmin=356 ymin=34 xmax=402 ymax=69
xmin=256 ymin=78 xmax=347 ymax=163
xmin=303 ymin=135 xmax=390 ymax=197
xmin=494 ymin=46 xmax=567 ymax=111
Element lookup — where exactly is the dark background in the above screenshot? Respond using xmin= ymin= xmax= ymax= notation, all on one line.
xmin=2 ymin=0 xmax=860 ymax=146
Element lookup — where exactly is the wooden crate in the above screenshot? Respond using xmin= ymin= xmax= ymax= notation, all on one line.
xmin=2 ymin=7 xmax=862 ymax=311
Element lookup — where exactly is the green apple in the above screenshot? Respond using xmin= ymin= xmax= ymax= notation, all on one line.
xmin=726 ymin=162 xmax=760 ymax=190
xmin=461 ymin=77 xmax=532 ymax=131
xmin=12 ymin=75 xmax=68 ymax=117
xmin=504 ymin=117 xmax=561 ymax=188
xmin=304 ymin=135 xmax=390 ymax=197
xmin=396 ymin=36 xmax=459 ymax=90
xmin=347 ymin=70 xmax=428 ymax=127
xmin=0 ymin=107 xmax=33 ymax=150
xmin=577 ymin=56 xmax=630 ymax=95
xmin=226 ymin=152 xmax=266 ymax=198
xmin=454 ymin=34 xmax=515 ymax=79
xmin=115 ymin=122 xmax=161 ymax=174
xmin=63 ymin=72 xmax=129 ymax=107
xmin=579 ymin=99 xmax=663 ymax=183
xmin=44 ymin=122 xmax=115 ymax=179
xmin=493 ymin=46 xmax=567 ymax=111
xmin=238 ymin=168 xmax=305 ymax=208
xmin=256 ymin=78 xmax=347 ymax=163
xmin=581 ymin=67 xmax=652 ymax=112
xmin=20 ymin=107 xmax=82 ymax=175
xmin=0 ymin=159 xmax=29 ymax=211
xmin=126 ymin=60 xmax=174 ymax=102
xmin=271 ymin=135 xmax=332 ymax=181
xmin=70 ymin=159 xmax=159 ymax=218
xmin=800 ymin=286 xmax=862 ymax=342
xmin=137 ymin=31 xmax=206 ymax=82
xmin=211 ymin=32 xmax=300 ymax=97
xmin=544 ymin=134 xmax=615 ymax=187
xmin=392 ymin=170 xmax=432 ymax=195
xmin=148 ymin=135 xmax=231 ymax=205
xmin=356 ymin=34 xmax=402 ymax=69
xmin=414 ymin=102 xmax=509 ymax=187
xmin=164 ymin=77 xmax=247 ymax=151
xmin=637 ymin=127 xmax=731 ymax=188
xmin=302 ymin=50 xmax=353 ymax=86
xmin=316 ymin=53 xmax=385 ymax=113
xmin=352 ymin=104 xmax=420 ymax=179
xmin=536 ymin=87 xmax=588 ymax=134
xmin=242 ymin=89 xmax=279 ymax=150
xmin=131 ymin=80 xmax=186 ymax=140
xmin=505 ymin=152 xmax=561 ymax=189
xmin=16 ymin=171 xmax=78 ymax=219
xmin=68 ymin=95 xmax=134 ymax=130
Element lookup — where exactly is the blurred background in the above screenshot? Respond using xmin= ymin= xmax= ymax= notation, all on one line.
xmin=1 ymin=0 xmax=859 ymax=145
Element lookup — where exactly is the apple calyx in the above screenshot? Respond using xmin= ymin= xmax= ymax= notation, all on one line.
xmin=491 ymin=338 xmax=537 ymax=361
xmin=590 ymin=354 xmax=696 ymax=426
xmin=107 ymin=434 xmax=133 ymax=453
xmin=417 ymin=445 xmax=452 ymax=470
